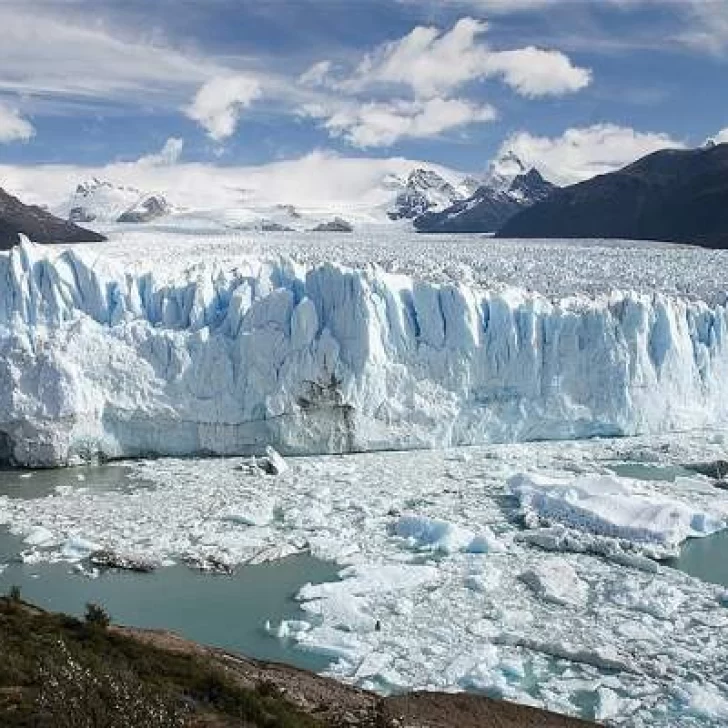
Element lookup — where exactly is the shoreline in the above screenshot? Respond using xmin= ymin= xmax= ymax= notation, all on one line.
xmin=1 ymin=596 xmax=594 ymax=727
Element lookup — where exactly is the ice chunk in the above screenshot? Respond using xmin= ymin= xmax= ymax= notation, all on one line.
xmin=61 ymin=536 xmax=102 ymax=560
xmin=681 ymin=683 xmax=728 ymax=721
xmin=519 ymin=559 xmax=588 ymax=607
xmin=269 ymin=619 xmax=311 ymax=640
xmin=23 ymin=526 xmax=56 ymax=547
xmin=595 ymin=687 xmax=641 ymax=722
xmin=219 ymin=505 xmax=274 ymax=526
xmin=507 ymin=472 xmax=726 ymax=552
xmin=240 ymin=447 xmax=289 ymax=477
xmin=88 ymin=550 xmax=159 ymax=572
xmin=392 ymin=514 xmax=502 ymax=554
xmin=263 ymin=446 xmax=289 ymax=475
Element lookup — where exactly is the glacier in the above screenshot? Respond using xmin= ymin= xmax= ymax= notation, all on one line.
xmin=2 ymin=236 xmax=728 ymax=466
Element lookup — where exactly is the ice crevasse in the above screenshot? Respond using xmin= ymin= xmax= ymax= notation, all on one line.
xmin=1 ymin=238 xmax=728 ymax=467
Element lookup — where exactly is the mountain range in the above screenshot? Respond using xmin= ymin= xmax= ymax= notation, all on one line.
xmin=3 ymin=143 xmax=727 ymax=248
xmin=414 ymin=166 xmax=556 ymax=234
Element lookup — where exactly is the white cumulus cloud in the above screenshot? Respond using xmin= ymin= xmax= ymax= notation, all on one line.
xmin=304 ymin=97 xmax=496 ymax=148
xmin=136 ymin=137 xmax=184 ymax=166
xmin=343 ymin=17 xmax=591 ymax=99
xmin=186 ymin=76 xmax=263 ymax=141
xmin=500 ymin=124 xmax=684 ymax=185
xmin=483 ymin=46 xmax=591 ymax=97
xmin=708 ymin=128 xmax=728 ymax=145
xmin=0 ymin=104 xmax=34 ymax=143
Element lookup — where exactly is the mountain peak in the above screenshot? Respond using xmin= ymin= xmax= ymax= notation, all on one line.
xmin=406 ymin=168 xmax=451 ymax=191
xmin=482 ymin=150 xmax=529 ymax=193
xmin=388 ymin=168 xmax=462 ymax=221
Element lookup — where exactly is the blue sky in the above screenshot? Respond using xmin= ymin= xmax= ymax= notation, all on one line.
xmin=0 ymin=0 xmax=726 ymax=179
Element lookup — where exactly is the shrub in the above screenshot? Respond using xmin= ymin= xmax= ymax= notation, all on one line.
xmin=84 ymin=603 xmax=110 ymax=630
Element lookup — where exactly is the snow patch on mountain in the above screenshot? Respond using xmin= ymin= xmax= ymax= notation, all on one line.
xmin=63 ymin=178 xmax=172 ymax=225
xmin=387 ymin=168 xmax=465 ymax=221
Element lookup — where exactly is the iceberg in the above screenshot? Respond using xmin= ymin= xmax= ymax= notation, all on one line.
xmin=2 ymin=238 xmax=728 ymax=466
xmin=392 ymin=514 xmax=502 ymax=554
xmin=507 ymin=472 xmax=726 ymax=554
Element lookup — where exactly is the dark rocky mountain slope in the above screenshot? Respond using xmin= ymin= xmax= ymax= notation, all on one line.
xmin=0 ymin=187 xmax=105 ymax=250
xmin=498 ymin=143 xmax=728 ymax=247
xmin=415 ymin=167 xmax=556 ymax=233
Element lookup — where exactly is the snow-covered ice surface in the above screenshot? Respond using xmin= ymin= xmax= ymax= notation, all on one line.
xmin=76 ymin=228 xmax=728 ymax=301
xmin=1 ymin=432 xmax=728 ymax=726
xmin=3 ymin=231 xmax=728 ymax=466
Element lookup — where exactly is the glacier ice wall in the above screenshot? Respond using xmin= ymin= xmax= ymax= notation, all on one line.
xmin=1 ymin=239 xmax=728 ymax=466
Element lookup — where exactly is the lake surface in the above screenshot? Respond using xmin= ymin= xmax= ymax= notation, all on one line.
xmin=1 ymin=453 xmax=727 ymax=687
xmin=669 ymin=528 xmax=728 ymax=588
xmin=0 ymin=465 xmax=340 ymax=671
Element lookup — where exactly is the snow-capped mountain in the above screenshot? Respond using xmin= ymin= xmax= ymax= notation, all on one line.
xmin=482 ymin=150 xmax=529 ymax=192
xmin=414 ymin=156 xmax=558 ymax=234
xmin=63 ymin=178 xmax=172 ymax=225
xmin=387 ymin=168 xmax=464 ymax=220
xmin=506 ymin=167 xmax=558 ymax=205
xmin=117 ymin=194 xmax=171 ymax=223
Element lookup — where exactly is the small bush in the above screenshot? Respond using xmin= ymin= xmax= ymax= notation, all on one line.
xmin=84 ymin=603 xmax=110 ymax=630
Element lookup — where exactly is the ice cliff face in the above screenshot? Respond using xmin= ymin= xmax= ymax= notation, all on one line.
xmin=2 ymin=238 xmax=728 ymax=467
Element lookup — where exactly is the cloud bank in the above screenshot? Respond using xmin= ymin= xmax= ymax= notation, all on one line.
xmin=500 ymin=124 xmax=684 ymax=185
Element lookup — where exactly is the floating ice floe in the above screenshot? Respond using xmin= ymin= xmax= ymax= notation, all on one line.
xmin=244 ymin=446 xmax=290 ymax=476
xmin=507 ymin=472 xmax=726 ymax=557
xmin=518 ymin=559 xmax=589 ymax=607
xmin=23 ymin=526 xmax=57 ymax=547
xmin=392 ymin=514 xmax=504 ymax=554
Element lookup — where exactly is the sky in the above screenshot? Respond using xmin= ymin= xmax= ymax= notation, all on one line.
xmin=0 ymin=0 xmax=727 ymax=185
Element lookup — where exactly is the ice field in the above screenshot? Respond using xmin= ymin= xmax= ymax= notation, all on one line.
xmin=2 ymin=231 xmax=728 ymax=725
